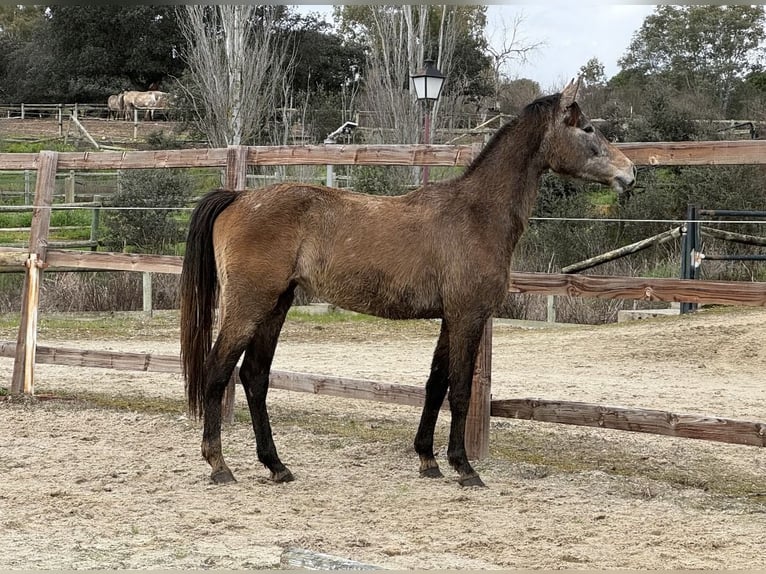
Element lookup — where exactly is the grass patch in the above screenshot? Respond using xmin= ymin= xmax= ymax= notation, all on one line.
xmin=0 ymin=310 xmax=181 ymax=340
xmin=287 ymin=308 xmax=388 ymax=324
xmin=38 ymin=389 xmax=187 ymax=416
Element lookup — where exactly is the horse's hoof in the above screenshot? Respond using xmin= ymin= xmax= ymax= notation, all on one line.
xmin=458 ymin=474 xmax=486 ymax=488
xmin=419 ymin=466 xmax=444 ymax=479
xmin=210 ymin=468 xmax=237 ymax=484
xmin=271 ymin=468 xmax=295 ymax=483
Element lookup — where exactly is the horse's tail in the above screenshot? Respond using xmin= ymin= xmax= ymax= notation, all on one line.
xmin=180 ymin=188 xmax=238 ymax=420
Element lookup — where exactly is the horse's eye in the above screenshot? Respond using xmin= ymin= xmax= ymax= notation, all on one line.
xmin=583 ymin=125 xmax=595 ymax=134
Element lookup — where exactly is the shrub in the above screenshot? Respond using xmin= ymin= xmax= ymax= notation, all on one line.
xmin=102 ymin=169 xmax=193 ymax=254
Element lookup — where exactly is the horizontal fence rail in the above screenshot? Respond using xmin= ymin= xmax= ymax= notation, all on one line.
xmin=1 ymin=249 xmax=764 ymax=308
xmin=4 ymin=140 xmax=766 ymax=171
xmin=0 ymin=341 xmax=762 ymax=448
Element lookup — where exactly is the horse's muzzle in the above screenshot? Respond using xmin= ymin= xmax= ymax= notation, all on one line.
xmin=613 ymin=164 xmax=637 ymax=193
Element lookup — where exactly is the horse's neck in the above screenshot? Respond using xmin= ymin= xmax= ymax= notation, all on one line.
xmin=460 ymin=124 xmax=546 ymax=230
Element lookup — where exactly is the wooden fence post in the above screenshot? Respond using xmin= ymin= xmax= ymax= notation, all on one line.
xmin=66 ymin=170 xmax=76 ymax=203
xmin=24 ymin=170 xmax=31 ymax=204
xmin=142 ymin=272 xmax=153 ymax=316
xmin=11 ymin=150 xmax=58 ymax=394
xmin=465 ymin=318 xmax=492 ymax=460
xmin=464 ymin=140 xmax=492 ymax=460
xmin=220 ymin=145 xmax=249 ymax=423
xmin=90 ymin=195 xmax=101 ymax=251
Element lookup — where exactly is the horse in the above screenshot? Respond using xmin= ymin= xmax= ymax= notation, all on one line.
xmin=122 ymin=90 xmax=170 ymax=121
xmin=179 ymin=78 xmax=636 ymax=487
xmin=107 ymin=93 xmax=124 ymax=121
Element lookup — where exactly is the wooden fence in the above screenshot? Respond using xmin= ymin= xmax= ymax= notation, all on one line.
xmin=2 ymin=141 xmax=766 ymax=458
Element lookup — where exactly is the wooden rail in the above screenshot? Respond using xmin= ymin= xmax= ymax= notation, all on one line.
xmin=4 ymin=140 xmax=766 ymax=171
xmin=4 ymin=248 xmax=765 ymax=309
xmin=1 ymin=341 xmax=762 ymax=448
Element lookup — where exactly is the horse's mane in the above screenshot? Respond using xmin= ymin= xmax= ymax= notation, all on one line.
xmin=462 ymin=93 xmax=562 ymax=178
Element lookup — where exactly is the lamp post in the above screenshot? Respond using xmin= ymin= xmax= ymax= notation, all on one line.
xmin=410 ymin=58 xmax=445 ymax=186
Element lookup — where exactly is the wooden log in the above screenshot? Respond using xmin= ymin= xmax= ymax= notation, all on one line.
xmin=44 ymin=249 xmax=182 ymax=274
xmin=0 ymin=342 xmax=182 ymax=373
xmin=0 ymin=251 xmax=32 ymax=268
xmin=70 ymin=113 xmax=100 ymax=150
xmin=7 ymin=246 xmax=766 ymax=308
xmin=561 ymin=226 xmax=683 ymax=274
xmin=701 ymin=226 xmax=766 ymax=247
xmin=2 ymin=140 xmax=766 ymax=172
xmin=226 ymin=145 xmax=249 ymax=190
xmin=11 ymin=150 xmax=58 ymax=394
xmin=267 ymin=368 xmax=432 ymax=409
xmin=21 ymin=254 xmax=41 ymax=394
xmin=508 ymin=272 xmax=766 ymax=307
xmin=280 ymin=548 xmax=381 ymax=570
xmin=618 ymin=139 xmax=766 ymax=166
xmin=491 ymin=398 xmax=766 ymax=447
xmin=2 ymin=340 xmax=765 ymax=448
xmin=247 ymin=144 xmax=477 ymax=167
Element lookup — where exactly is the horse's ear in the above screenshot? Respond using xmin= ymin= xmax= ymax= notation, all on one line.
xmin=560 ymin=77 xmax=583 ymax=109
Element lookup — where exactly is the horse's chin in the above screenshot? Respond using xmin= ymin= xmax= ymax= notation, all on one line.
xmin=611 ymin=176 xmax=635 ymax=195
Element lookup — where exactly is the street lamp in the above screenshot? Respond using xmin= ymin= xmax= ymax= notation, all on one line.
xmin=410 ymin=58 xmax=445 ymax=186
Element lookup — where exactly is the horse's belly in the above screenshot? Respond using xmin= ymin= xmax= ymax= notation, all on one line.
xmin=301 ymin=274 xmax=442 ymax=320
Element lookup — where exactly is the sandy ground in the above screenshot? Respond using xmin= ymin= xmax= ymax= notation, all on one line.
xmin=1 ymin=307 xmax=766 ymax=569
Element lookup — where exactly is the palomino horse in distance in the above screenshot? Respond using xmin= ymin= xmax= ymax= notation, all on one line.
xmin=180 ymin=78 xmax=636 ymax=487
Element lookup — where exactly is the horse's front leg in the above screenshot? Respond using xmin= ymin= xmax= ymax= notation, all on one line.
xmin=414 ymin=321 xmax=450 ymax=479
xmin=445 ymin=317 xmax=489 ymax=487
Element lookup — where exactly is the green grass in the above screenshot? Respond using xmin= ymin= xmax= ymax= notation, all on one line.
xmin=586 ymin=187 xmax=618 ymax=206
xmin=0 ymin=310 xmax=180 ymax=340
xmin=286 ymin=307 xmax=384 ymax=324
xmin=0 ymin=141 xmax=77 ymax=153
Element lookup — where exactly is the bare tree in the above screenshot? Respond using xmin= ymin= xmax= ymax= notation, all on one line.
xmin=485 ymin=11 xmax=543 ymax=109
xmin=339 ymin=6 xmax=464 ymax=188
xmin=176 ymin=5 xmax=291 ymax=147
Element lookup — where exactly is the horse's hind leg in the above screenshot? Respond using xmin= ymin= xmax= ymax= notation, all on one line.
xmin=201 ymin=328 xmax=252 ymax=484
xmin=239 ymin=287 xmax=295 ymax=483
xmin=414 ymin=321 xmax=450 ymax=479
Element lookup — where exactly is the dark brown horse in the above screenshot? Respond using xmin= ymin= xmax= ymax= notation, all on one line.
xmin=180 ymin=79 xmax=636 ymax=487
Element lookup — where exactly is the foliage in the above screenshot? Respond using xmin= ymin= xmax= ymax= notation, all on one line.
xmin=0 ymin=6 xmax=185 ymax=102
xmin=284 ymin=12 xmax=366 ymax=101
xmin=101 ymin=169 xmax=192 ymax=254
xmin=350 ymin=166 xmax=407 ymax=196
xmin=618 ymin=5 xmax=766 ymax=116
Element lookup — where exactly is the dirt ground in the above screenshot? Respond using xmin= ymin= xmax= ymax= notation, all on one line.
xmin=1 ymin=306 xmax=766 ymax=569
xmin=1 ymin=116 xmax=186 ymax=148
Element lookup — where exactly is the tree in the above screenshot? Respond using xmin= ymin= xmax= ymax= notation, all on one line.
xmin=485 ymin=11 xmax=543 ymax=110
xmin=618 ymin=5 xmax=766 ymax=116
xmin=0 ymin=7 xmax=54 ymax=102
xmin=579 ymin=58 xmax=606 ymax=86
xmin=0 ymin=6 xmax=184 ymax=102
xmin=177 ymin=5 xmax=290 ymax=147
xmin=338 ymin=5 xmax=491 ymax=145
xmin=48 ymin=6 xmax=184 ymax=99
